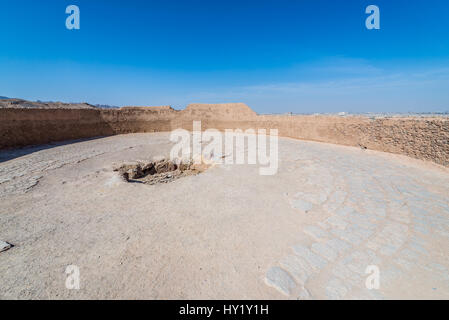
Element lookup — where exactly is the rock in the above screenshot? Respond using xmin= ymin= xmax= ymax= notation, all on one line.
xmin=0 ymin=241 xmax=12 ymax=252
xmin=127 ymin=166 xmax=143 ymax=179
xmin=292 ymin=245 xmax=327 ymax=271
xmin=280 ymin=255 xmax=312 ymax=284
xmin=265 ymin=267 xmax=297 ymax=296
xmin=142 ymin=162 xmax=156 ymax=175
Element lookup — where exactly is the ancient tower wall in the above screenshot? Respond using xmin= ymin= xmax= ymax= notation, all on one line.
xmin=1 ymin=103 xmax=447 ymax=167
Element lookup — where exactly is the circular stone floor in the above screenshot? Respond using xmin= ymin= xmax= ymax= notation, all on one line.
xmin=0 ymin=133 xmax=448 ymax=299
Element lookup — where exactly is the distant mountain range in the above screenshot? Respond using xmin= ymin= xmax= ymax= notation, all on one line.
xmin=0 ymin=98 xmax=97 ymax=109
xmin=0 ymin=97 xmax=121 ymax=109
xmin=95 ymin=104 xmax=120 ymax=109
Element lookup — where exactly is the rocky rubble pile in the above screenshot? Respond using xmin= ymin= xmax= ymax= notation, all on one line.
xmin=113 ymin=159 xmax=209 ymax=185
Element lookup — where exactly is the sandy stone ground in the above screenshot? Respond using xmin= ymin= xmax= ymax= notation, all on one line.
xmin=0 ymin=133 xmax=448 ymax=299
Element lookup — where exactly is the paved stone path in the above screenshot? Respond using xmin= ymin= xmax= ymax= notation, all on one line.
xmin=0 ymin=133 xmax=448 ymax=299
xmin=265 ymin=141 xmax=449 ymax=299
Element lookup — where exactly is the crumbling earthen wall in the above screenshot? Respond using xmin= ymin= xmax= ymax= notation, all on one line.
xmin=0 ymin=108 xmax=114 ymax=148
xmin=1 ymin=103 xmax=447 ymax=167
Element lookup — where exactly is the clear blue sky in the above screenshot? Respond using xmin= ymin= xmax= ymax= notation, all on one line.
xmin=1 ymin=0 xmax=448 ymax=113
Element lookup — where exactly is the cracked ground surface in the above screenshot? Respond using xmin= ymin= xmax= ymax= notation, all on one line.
xmin=0 ymin=132 xmax=448 ymax=299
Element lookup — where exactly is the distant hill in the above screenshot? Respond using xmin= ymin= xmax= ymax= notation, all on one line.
xmin=0 ymin=97 xmax=125 ymax=109
xmin=0 ymin=98 xmax=98 ymax=109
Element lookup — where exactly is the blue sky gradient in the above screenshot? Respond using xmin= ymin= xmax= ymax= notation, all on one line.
xmin=1 ymin=0 xmax=448 ymax=113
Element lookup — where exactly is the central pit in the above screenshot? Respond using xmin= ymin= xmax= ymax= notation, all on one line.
xmin=114 ymin=159 xmax=210 ymax=185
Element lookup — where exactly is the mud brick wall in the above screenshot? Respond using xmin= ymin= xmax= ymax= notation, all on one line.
xmin=0 ymin=104 xmax=447 ymax=167
xmin=0 ymin=109 xmax=114 ymax=148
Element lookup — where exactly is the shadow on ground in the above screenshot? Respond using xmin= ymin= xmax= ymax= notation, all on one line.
xmin=0 ymin=136 xmax=108 ymax=163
